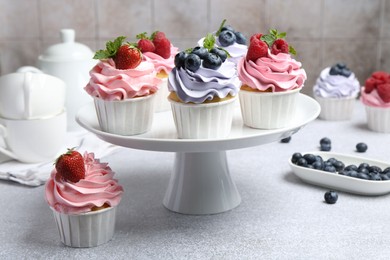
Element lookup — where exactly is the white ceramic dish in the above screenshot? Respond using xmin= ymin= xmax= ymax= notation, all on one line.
xmin=289 ymin=151 xmax=390 ymax=196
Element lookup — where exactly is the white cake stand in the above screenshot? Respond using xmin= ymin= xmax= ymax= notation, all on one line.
xmin=76 ymin=94 xmax=320 ymax=215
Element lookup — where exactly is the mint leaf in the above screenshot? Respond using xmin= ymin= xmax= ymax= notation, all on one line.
xmin=261 ymin=34 xmax=276 ymax=46
xmin=203 ymin=33 xmax=215 ymax=50
xmin=94 ymin=36 xmax=126 ymax=60
xmin=218 ymin=47 xmax=231 ymax=58
xmin=185 ymin=48 xmax=193 ymax=53
xmin=270 ymin=29 xmax=278 ymax=36
xmin=216 ymin=19 xmax=227 ymax=36
xmin=93 ymin=50 xmax=110 ymax=60
xmin=289 ymin=45 xmax=297 ymax=55
xmin=277 ymin=32 xmax=286 ymax=38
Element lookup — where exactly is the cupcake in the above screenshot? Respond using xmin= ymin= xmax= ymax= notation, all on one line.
xmin=238 ymin=29 xmax=306 ymax=129
xmin=45 ymin=149 xmax=123 ymax=247
xmin=313 ymin=63 xmax=360 ymax=120
xmin=198 ymin=19 xmax=247 ymax=65
xmin=360 ymin=71 xmax=390 ymax=133
xmin=136 ymin=31 xmax=179 ymax=112
xmin=168 ymin=34 xmax=241 ymax=139
xmin=84 ymin=36 xmax=161 ymax=135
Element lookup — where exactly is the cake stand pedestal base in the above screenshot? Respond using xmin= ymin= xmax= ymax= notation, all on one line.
xmin=163 ymin=151 xmax=241 ymax=215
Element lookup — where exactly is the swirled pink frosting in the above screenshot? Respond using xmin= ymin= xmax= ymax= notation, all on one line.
xmin=45 ymin=152 xmax=123 ymax=214
xmin=84 ymin=59 xmax=161 ymax=101
xmin=143 ymin=44 xmax=179 ymax=74
xmin=361 ymin=87 xmax=390 ymax=108
xmin=238 ymin=51 xmax=307 ymax=92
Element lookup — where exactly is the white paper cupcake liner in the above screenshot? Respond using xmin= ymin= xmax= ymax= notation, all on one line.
xmin=51 ymin=206 xmax=117 ymax=248
xmin=239 ymin=88 xmax=301 ymax=129
xmin=154 ymin=77 xmax=171 ymax=112
xmin=94 ymin=94 xmax=155 ymax=136
xmin=314 ymin=95 xmax=357 ymax=121
xmin=169 ymin=96 xmax=237 ymax=139
xmin=365 ymin=105 xmax=390 ymax=133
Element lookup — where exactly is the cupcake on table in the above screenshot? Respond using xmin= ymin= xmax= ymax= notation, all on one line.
xmin=313 ymin=63 xmax=360 ymax=121
xmin=168 ymin=33 xmax=240 ymax=139
xmin=360 ymin=71 xmax=390 ymax=133
xmin=85 ymin=36 xmax=161 ymax=136
xmin=136 ymin=31 xmax=179 ymax=112
xmin=45 ymin=149 xmax=123 ymax=248
xmin=238 ymin=29 xmax=307 ymax=129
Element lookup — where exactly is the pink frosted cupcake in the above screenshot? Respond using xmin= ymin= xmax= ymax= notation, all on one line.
xmin=85 ymin=36 xmax=161 ymax=135
xmin=137 ymin=31 xmax=179 ymax=112
xmin=361 ymin=71 xmax=390 ymax=133
xmin=238 ymin=30 xmax=306 ymax=129
xmin=45 ymin=149 xmax=123 ymax=247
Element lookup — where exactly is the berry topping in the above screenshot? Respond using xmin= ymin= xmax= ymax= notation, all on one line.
xmin=329 ymin=63 xmax=352 ymax=78
xmin=218 ymin=30 xmax=236 ymax=47
xmin=364 ymin=71 xmax=390 ymax=95
xmin=184 ymin=54 xmax=201 ymax=72
xmin=271 ymin=38 xmax=289 ymax=55
xmin=136 ymin=32 xmax=155 ymax=53
xmin=220 ymin=25 xmax=235 ymax=32
xmin=364 ymin=77 xmax=377 ymax=93
xmin=191 ymin=47 xmax=209 ymax=59
xmin=356 ymin=142 xmax=368 ymax=153
xmin=261 ymin=29 xmax=297 ymax=55
xmin=202 ymin=52 xmax=222 ymax=70
xmin=210 ymin=47 xmax=228 ymax=62
xmin=250 ymin=33 xmax=263 ymax=43
xmin=376 ymin=83 xmax=390 ymax=103
xmin=55 ymin=148 xmax=85 ymax=183
xmin=246 ymin=40 xmax=268 ymax=62
xmin=93 ymin=36 xmax=142 ymax=70
xmin=174 ymin=51 xmax=188 ymax=68
xmin=324 ymin=191 xmax=338 ymax=204
xmin=152 ymin=31 xmax=171 ymax=59
xmin=234 ymin=31 xmax=247 ymax=45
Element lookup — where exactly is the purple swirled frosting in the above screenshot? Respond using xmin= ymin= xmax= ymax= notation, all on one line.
xmin=313 ymin=67 xmax=360 ymax=98
xmin=168 ymin=60 xmax=240 ymax=104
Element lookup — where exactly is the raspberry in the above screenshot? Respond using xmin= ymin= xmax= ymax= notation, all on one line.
xmin=246 ymin=40 xmax=268 ymax=62
xmin=372 ymin=71 xmax=389 ymax=82
xmin=138 ymin=38 xmax=155 ymax=53
xmin=377 ymin=83 xmax=390 ymax=103
xmin=365 ymin=77 xmax=377 ymax=93
xmin=271 ymin=38 xmax=289 ymax=55
xmin=250 ymin=33 xmax=262 ymax=43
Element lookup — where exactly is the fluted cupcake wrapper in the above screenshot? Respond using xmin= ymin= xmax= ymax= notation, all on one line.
xmin=51 ymin=206 xmax=117 ymax=248
xmin=169 ymin=96 xmax=237 ymax=139
xmin=94 ymin=94 xmax=155 ymax=136
xmin=239 ymin=88 xmax=301 ymax=129
xmin=314 ymin=95 xmax=357 ymax=121
xmin=365 ymin=105 xmax=390 ymax=133
xmin=154 ymin=77 xmax=171 ymax=112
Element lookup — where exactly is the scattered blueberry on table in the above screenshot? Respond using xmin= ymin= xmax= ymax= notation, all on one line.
xmin=324 ymin=191 xmax=338 ymax=204
xmin=356 ymin=142 xmax=368 ymax=153
xmin=280 ymin=136 xmax=291 ymax=143
xmin=320 ymin=137 xmax=331 ymax=151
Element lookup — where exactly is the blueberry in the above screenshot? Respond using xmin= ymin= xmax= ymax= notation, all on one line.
xmin=221 ymin=25 xmax=235 ymax=32
xmin=315 ymin=155 xmax=324 ymax=163
xmin=174 ymin=51 xmax=188 ymax=68
xmin=368 ymin=165 xmax=382 ymax=174
xmin=327 ymin=158 xmax=338 ymax=165
xmin=324 ymin=191 xmax=338 ymax=204
xmin=234 ymin=31 xmax=247 ymax=45
xmin=381 ymin=175 xmax=390 ymax=181
xmin=329 ymin=66 xmax=342 ymax=75
xmin=280 ymin=136 xmax=291 ymax=143
xmin=323 ymin=165 xmax=336 ymax=173
xmin=296 ymin=158 xmax=308 ymax=167
xmin=202 ymin=52 xmax=222 ymax=70
xmin=218 ymin=30 xmax=236 ymax=47
xmin=340 ymin=68 xmax=352 ymax=77
xmin=333 ymin=161 xmax=345 ymax=172
xmin=369 ymin=173 xmax=382 ymax=181
xmin=191 ymin=47 xmax=209 ymax=59
xmin=345 ymin=165 xmax=358 ymax=172
xmin=358 ymin=167 xmax=369 ymax=175
xmin=210 ymin=47 xmax=227 ymax=62
xmin=304 ymin=154 xmax=317 ymax=164
xmin=357 ymin=172 xmax=369 ymax=180
xmin=184 ymin=54 xmax=201 ymax=72
xmin=382 ymin=167 xmax=390 ymax=174
xmin=320 ymin=144 xmax=331 ymax=151
xmin=356 ymin=143 xmax=368 ymax=153
xmin=358 ymin=162 xmax=370 ymax=171
xmin=291 ymin=152 xmax=302 ymax=164
xmin=312 ymin=161 xmax=323 ymax=170
xmin=348 ymin=170 xmax=358 ymax=178
xmin=320 ymin=137 xmax=331 ymax=146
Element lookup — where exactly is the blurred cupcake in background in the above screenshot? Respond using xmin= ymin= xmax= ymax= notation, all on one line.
xmin=313 ymin=63 xmax=360 ymax=121
xmin=360 ymin=71 xmax=390 ymax=133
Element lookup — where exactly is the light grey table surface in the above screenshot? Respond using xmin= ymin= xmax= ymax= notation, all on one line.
xmin=1 ymin=100 xmax=390 ymax=260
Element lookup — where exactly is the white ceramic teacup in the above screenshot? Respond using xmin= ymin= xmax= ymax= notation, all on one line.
xmin=0 ymin=72 xmax=66 ymax=120
xmin=0 ymin=111 xmax=67 ymax=163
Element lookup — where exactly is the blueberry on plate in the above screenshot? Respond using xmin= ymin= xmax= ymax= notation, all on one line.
xmin=202 ymin=52 xmax=222 ymax=70
xmin=191 ymin=47 xmax=209 ymax=59
xmin=210 ymin=47 xmax=227 ymax=62
xmin=324 ymin=191 xmax=338 ymax=204
xmin=218 ymin=30 xmax=236 ymax=47
xmin=174 ymin=51 xmax=188 ymax=68
xmin=184 ymin=54 xmax=201 ymax=72
xmin=234 ymin=31 xmax=247 ymax=45
xmin=356 ymin=142 xmax=368 ymax=153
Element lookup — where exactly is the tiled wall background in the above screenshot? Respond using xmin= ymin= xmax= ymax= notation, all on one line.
xmin=1 ymin=0 xmax=390 ymax=96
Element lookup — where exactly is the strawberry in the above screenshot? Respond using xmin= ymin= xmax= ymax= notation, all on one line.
xmin=136 ymin=32 xmax=155 ymax=53
xmin=93 ymin=36 xmax=142 ymax=70
xmin=365 ymin=77 xmax=377 ymax=93
xmin=271 ymin=38 xmax=289 ymax=55
xmin=246 ymin=39 xmax=268 ymax=62
xmin=377 ymin=83 xmax=390 ymax=103
xmin=152 ymin=31 xmax=171 ymax=59
xmin=55 ymin=148 xmax=85 ymax=183
xmin=113 ymin=45 xmax=142 ymax=69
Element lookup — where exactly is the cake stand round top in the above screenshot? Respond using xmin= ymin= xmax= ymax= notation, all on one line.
xmin=76 ymin=94 xmax=320 ymax=153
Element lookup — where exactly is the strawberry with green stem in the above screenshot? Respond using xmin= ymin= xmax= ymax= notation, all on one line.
xmin=55 ymin=148 xmax=85 ymax=183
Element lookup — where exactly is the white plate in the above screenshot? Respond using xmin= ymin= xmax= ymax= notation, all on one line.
xmin=76 ymin=94 xmax=320 ymax=153
xmin=289 ymin=151 xmax=390 ymax=196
